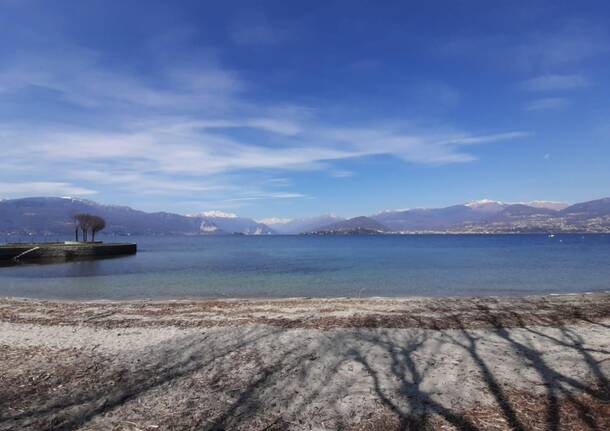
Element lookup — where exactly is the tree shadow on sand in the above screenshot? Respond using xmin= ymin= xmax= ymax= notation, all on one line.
xmin=458 ymin=299 xmax=610 ymax=431
xmin=2 ymin=299 xmax=609 ymax=431
xmin=2 ymin=327 xmax=287 ymax=430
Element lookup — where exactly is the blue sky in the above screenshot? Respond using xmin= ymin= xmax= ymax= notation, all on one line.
xmin=1 ymin=0 xmax=609 ymax=219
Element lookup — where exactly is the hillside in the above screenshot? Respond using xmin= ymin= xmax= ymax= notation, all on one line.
xmin=0 ymin=197 xmax=273 ymax=237
xmin=269 ymin=215 xmax=346 ymax=234
xmin=309 ymin=216 xmax=389 ymax=235
xmin=189 ymin=212 xmax=274 ymax=235
xmin=371 ymin=199 xmax=610 ymax=233
xmin=1 ymin=196 xmax=609 ymax=236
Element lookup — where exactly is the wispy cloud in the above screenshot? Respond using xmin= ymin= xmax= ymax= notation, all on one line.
xmin=441 ymin=24 xmax=609 ymax=72
xmin=511 ymin=26 xmax=608 ymax=70
xmin=69 ymin=170 xmax=223 ymax=195
xmin=329 ymin=170 xmax=354 ymax=178
xmin=0 ymin=30 xmax=529 ymax=206
xmin=520 ymin=74 xmax=590 ymax=92
xmin=1 ymin=119 xmax=529 ymax=188
xmin=222 ymin=192 xmax=308 ymax=202
xmin=524 ymin=97 xmax=569 ymax=111
xmin=185 ymin=191 xmax=309 ymax=210
xmin=0 ymin=45 xmax=243 ymax=111
xmin=0 ymin=182 xmax=97 ymax=197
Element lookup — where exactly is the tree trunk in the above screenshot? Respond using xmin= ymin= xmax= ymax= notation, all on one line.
xmin=92 ymin=230 xmax=96 ymax=242
xmin=82 ymin=228 xmax=88 ymax=242
xmin=75 ymin=228 xmax=79 ymax=242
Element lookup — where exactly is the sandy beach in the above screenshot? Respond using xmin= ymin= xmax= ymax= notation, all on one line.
xmin=1 ymin=293 xmax=609 ymax=430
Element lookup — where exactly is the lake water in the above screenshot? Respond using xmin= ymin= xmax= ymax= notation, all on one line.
xmin=1 ymin=234 xmax=609 ymax=300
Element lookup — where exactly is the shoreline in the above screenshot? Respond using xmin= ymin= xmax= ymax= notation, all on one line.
xmin=2 ymin=292 xmax=610 ymax=329
xmin=1 ymin=293 xmax=609 ymax=430
xmin=4 ymin=288 xmax=610 ymax=299
xmin=2 ymin=289 xmax=609 ymax=305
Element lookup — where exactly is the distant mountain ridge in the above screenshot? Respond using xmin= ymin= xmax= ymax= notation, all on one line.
xmin=269 ymin=214 xmax=345 ymax=234
xmin=187 ymin=211 xmax=274 ymax=235
xmin=0 ymin=197 xmax=274 ymax=236
xmin=371 ymin=198 xmax=610 ymax=233
xmin=1 ymin=196 xmax=609 ymax=236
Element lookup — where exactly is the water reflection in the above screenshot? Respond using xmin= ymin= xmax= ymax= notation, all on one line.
xmin=0 ymin=254 xmax=132 ymax=271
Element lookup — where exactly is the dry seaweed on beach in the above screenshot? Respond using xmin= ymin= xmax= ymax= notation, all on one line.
xmin=1 ymin=293 xmax=609 ymax=330
xmin=1 ymin=293 xmax=609 ymax=430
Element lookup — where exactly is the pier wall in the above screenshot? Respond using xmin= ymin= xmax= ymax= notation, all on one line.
xmin=0 ymin=243 xmax=137 ymax=262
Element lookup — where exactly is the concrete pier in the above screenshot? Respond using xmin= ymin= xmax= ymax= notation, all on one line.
xmin=0 ymin=242 xmax=137 ymax=263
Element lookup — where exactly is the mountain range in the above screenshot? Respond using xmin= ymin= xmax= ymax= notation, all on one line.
xmin=0 ymin=197 xmax=272 ymax=237
xmin=263 ymin=214 xmax=345 ymax=235
xmin=365 ymin=199 xmax=610 ymax=234
xmin=188 ymin=211 xmax=274 ymax=235
xmin=1 ymin=197 xmax=609 ymax=237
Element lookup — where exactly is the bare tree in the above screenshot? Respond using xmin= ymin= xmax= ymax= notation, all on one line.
xmin=90 ymin=216 xmax=106 ymax=242
xmin=73 ymin=214 xmax=106 ymax=242
xmin=73 ymin=216 xmax=80 ymax=242
xmin=73 ymin=214 xmax=91 ymax=242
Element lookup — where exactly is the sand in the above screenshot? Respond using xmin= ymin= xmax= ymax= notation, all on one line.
xmin=0 ymin=293 xmax=609 ymax=430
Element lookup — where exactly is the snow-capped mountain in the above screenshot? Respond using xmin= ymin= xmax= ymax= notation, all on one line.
xmin=269 ymin=214 xmax=346 ymax=234
xmin=0 ymin=197 xmax=274 ymax=236
xmin=465 ymin=199 xmax=569 ymax=211
xmin=518 ymin=201 xmax=569 ymax=211
xmin=1 ymin=196 xmax=608 ymax=236
xmin=189 ymin=210 xmax=238 ymax=219
xmin=464 ymin=199 xmax=508 ymax=213
xmin=371 ymin=202 xmax=501 ymax=231
xmin=189 ymin=211 xmax=274 ymax=235
xmin=374 ymin=208 xmax=411 ymax=214
xmin=257 ymin=217 xmax=293 ymax=225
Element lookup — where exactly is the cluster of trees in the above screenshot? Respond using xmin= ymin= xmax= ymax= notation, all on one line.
xmin=73 ymin=214 xmax=106 ymax=242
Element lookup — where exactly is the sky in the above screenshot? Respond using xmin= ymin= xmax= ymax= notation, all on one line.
xmin=1 ymin=0 xmax=609 ymax=219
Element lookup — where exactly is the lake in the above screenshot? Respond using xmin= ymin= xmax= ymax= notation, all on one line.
xmin=1 ymin=234 xmax=609 ymax=300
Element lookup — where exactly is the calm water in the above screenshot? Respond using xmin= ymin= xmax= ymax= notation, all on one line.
xmin=1 ymin=235 xmax=609 ymax=300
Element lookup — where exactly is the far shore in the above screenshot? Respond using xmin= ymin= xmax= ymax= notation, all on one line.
xmin=1 ymin=292 xmax=609 ymax=430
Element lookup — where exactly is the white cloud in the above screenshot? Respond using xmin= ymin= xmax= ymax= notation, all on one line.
xmin=524 ymin=98 xmax=569 ymax=111
xmin=520 ymin=74 xmax=590 ymax=92
xmin=3 ymin=116 xmax=528 ymax=180
xmin=0 ymin=46 xmax=242 ymax=111
xmin=68 ymin=170 xmax=223 ymax=194
xmin=267 ymin=192 xmax=307 ymax=199
xmin=330 ymin=170 xmax=354 ymax=178
xmin=435 ymin=131 xmax=531 ymax=146
xmin=245 ymin=118 xmax=302 ymax=135
xmin=0 ymin=182 xmax=97 ymax=197
xmin=221 ymin=192 xmax=308 ymax=202
xmin=257 ymin=217 xmax=293 ymax=225
xmin=182 ymin=191 xmax=309 ymax=211
xmin=0 ymin=120 xmax=529 ymax=195
xmin=0 ymin=36 xmax=530 ymax=203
